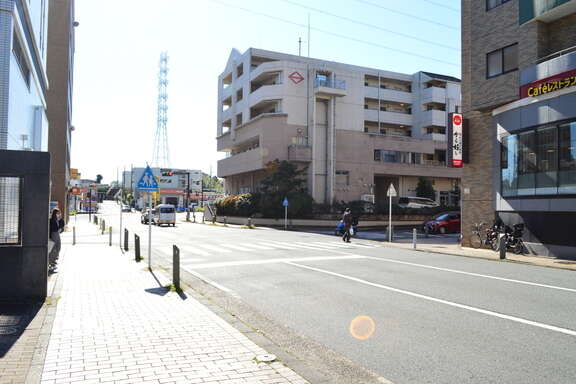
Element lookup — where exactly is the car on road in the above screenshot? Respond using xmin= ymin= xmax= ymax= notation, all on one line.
xmin=423 ymin=211 xmax=461 ymax=234
xmin=121 ymin=204 xmax=131 ymax=212
xmin=141 ymin=208 xmax=153 ymax=224
xmin=398 ymin=196 xmax=439 ymax=209
xmin=153 ymin=204 xmax=176 ymax=227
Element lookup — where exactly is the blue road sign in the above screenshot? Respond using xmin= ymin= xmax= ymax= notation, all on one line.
xmin=137 ymin=166 xmax=159 ymax=191
xmin=282 ymin=197 xmax=289 ymax=207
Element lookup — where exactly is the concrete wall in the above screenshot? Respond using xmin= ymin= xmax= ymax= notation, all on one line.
xmin=0 ymin=150 xmax=50 ymax=300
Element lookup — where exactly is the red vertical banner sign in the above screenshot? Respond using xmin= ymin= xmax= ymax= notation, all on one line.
xmin=449 ymin=113 xmax=464 ymax=167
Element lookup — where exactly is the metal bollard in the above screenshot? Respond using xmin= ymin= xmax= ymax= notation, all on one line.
xmin=387 ymin=225 xmax=394 ymax=242
xmin=413 ymin=228 xmax=417 ymax=249
xmin=134 ymin=234 xmax=141 ymax=262
xmin=101 ymin=220 xmax=106 ymax=235
xmin=247 ymin=217 xmax=252 ymax=228
xmin=124 ymin=229 xmax=129 ymax=251
xmin=212 ymin=215 xmax=216 ymax=224
xmin=499 ymin=234 xmax=506 ymax=260
xmin=173 ymin=245 xmax=180 ymax=291
xmin=109 ymin=227 xmax=112 ymax=246
xmin=94 ymin=215 xmax=98 ymax=225
xmin=73 ymin=226 xmax=76 ymax=245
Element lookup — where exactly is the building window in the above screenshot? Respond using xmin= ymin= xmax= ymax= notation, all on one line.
xmin=0 ymin=177 xmax=22 ymax=245
xmin=374 ymin=150 xmax=381 ymax=162
xmin=236 ymin=88 xmax=243 ymax=102
xmin=236 ymin=113 xmax=242 ymax=127
xmin=336 ymin=171 xmax=349 ymax=185
xmin=487 ymin=44 xmax=518 ymax=78
xmin=12 ymin=32 xmax=30 ymax=88
xmin=501 ymin=120 xmax=576 ymax=196
xmin=487 ymin=0 xmax=511 ymax=10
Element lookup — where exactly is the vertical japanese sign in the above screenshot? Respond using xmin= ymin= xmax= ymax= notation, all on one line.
xmin=449 ymin=113 xmax=463 ymax=168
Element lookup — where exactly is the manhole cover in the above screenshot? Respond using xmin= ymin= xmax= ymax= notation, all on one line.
xmin=0 ymin=326 xmax=19 ymax=335
xmin=0 ymin=315 xmax=22 ymax=327
xmin=255 ymin=354 xmax=276 ymax=363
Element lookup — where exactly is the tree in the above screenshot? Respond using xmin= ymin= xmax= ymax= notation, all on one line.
xmin=258 ymin=160 xmax=312 ymax=218
xmin=96 ymin=174 xmax=103 ymax=184
xmin=416 ymin=177 xmax=436 ymax=201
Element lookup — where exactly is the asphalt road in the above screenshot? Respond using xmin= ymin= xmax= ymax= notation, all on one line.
xmin=99 ymin=202 xmax=576 ymax=384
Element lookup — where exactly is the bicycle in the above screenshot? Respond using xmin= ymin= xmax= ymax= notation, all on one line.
xmin=470 ymin=222 xmax=500 ymax=250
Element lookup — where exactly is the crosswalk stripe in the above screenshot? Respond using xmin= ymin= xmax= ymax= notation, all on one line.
xmin=257 ymin=242 xmax=297 ymax=250
xmin=238 ymin=243 xmax=275 ymax=250
xmin=294 ymin=242 xmax=338 ymax=250
xmin=310 ymin=242 xmax=354 ymax=248
xmin=196 ymin=244 xmax=232 ymax=253
xmin=178 ymin=246 xmax=210 ymax=256
xmin=269 ymin=241 xmax=326 ymax=250
xmin=190 ymin=255 xmax=366 ymax=269
xmin=219 ymin=243 xmax=254 ymax=251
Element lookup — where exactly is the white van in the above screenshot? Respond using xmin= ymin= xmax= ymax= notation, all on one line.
xmin=153 ymin=204 xmax=176 ymax=227
xmin=397 ymin=196 xmax=439 ymax=208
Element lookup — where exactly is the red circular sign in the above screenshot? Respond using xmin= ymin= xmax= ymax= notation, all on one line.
xmin=453 ymin=114 xmax=462 ymax=126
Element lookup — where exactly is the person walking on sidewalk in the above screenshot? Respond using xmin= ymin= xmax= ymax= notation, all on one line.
xmin=48 ymin=208 xmax=64 ymax=273
xmin=342 ymin=208 xmax=353 ymax=243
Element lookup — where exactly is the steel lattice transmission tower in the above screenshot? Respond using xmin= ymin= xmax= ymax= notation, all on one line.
xmin=152 ymin=52 xmax=170 ymax=168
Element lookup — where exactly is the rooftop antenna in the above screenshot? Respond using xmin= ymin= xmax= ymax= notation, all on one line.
xmin=298 ymin=37 xmax=302 ymax=56
xmin=152 ymin=52 xmax=170 ymax=168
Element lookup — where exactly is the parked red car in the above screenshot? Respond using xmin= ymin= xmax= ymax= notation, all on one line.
xmin=423 ymin=211 xmax=461 ymax=234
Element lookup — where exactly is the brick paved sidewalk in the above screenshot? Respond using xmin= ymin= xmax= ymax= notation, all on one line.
xmin=40 ymin=225 xmax=310 ymax=384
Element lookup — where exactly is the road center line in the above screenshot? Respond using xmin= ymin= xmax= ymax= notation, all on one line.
xmin=362 ymin=256 xmax=576 ymax=293
xmin=286 ymin=262 xmax=576 ymax=337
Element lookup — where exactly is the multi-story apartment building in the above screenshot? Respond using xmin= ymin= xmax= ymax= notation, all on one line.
xmin=217 ymin=48 xmax=462 ymax=207
xmin=461 ymin=0 xmax=576 ymax=257
xmin=46 ymin=0 xmax=76 ymax=222
xmin=0 ymin=0 xmax=49 ymax=151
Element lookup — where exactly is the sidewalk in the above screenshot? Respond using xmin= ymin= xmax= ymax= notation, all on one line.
xmin=37 ymin=220 xmax=310 ymax=384
xmin=379 ymin=238 xmax=576 ymax=271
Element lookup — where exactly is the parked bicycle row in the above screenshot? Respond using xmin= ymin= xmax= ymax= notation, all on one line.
xmin=470 ymin=220 xmax=527 ymax=254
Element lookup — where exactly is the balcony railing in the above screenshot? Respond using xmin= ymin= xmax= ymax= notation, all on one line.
xmin=315 ymin=78 xmax=346 ymax=90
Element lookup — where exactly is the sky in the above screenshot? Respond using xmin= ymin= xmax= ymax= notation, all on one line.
xmin=71 ymin=0 xmax=461 ymax=184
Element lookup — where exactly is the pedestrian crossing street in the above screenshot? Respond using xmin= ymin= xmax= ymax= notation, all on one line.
xmin=155 ymin=239 xmax=380 ymax=258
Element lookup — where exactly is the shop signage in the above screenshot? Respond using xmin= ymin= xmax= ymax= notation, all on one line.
xmin=450 ymin=113 xmax=463 ymax=167
xmin=70 ymin=187 xmax=80 ymax=195
xmin=159 ymin=188 xmax=184 ymax=195
xmin=520 ymin=68 xmax=576 ymax=98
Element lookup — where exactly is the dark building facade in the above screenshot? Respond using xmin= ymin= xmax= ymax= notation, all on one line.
xmin=462 ymin=0 xmax=576 ymax=258
xmin=46 ymin=0 xmax=75 ymax=222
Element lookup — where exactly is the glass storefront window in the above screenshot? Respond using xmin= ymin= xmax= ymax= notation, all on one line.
xmin=501 ymin=134 xmax=518 ymax=197
xmin=536 ymin=126 xmax=558 ymax=195
xmin=517 ymin=131 xmax=536 ymax=195
xmin=559 ymin=122 xmax=576 ymax=193
xmin=501 ymin=120 xmax=576 ymax=197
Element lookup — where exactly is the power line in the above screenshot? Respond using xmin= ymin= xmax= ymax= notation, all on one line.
xmin=279 ymin=0 xmax=458 ymax=51
xmin=354 ymin=0 xmax=458 ymax=30
xmin=208 ymin=0 xmax=459 ymax=67
xmin=418 ymin=0 xmax=460 ymax=12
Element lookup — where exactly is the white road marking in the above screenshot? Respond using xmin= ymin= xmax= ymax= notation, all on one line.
xmin=266 ymin=241 xmax=327 ymax=250
xmin=189 ymin=255 xmax=366 ymax=270
xmin=196 ymin=244 xmax=232 ymax=253
xmin=364 ymin=256 xmax=576 ymax=294
xmin=294 ymin=242 xmax=338 ymax=250
xmin=237 ymin=243 xmax=274 ymax=250
xmin=286 ymin=262 xmax=576 ymax=337
xmin=178 ymin=246 xmax=210 ymax=257
xmin=219 ymin=243 xmax=254 ymax=251
xmin=183 ymin=268 xmax=239 ymax=297
xmin=257 ymin=242 xmax=296 ymax=250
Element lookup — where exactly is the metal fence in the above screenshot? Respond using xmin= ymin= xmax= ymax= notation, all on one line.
xmin=0 ymin=177 xmax=22 ymax=245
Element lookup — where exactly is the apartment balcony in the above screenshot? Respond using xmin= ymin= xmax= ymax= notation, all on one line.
xmin=314 ymin=78 xmax=347 ymax=97
xmin=217 ymin=148 xmax=264 ymax=177
xmin=422 ymin=110 xmax=447 ymax=127
xmin=423 ymin=133 xmax=447 ymax=142
xmin=364 ymin=86 xmax=412 ymax=104
xmin=373 ymin=160 xmax=461 ymax=178
xmin=422 ymin=86 xmax=446 ymax=104
xmin=521 ymin=47 xmax=576 ymax=90
xmin=520 ymin=0 xmax=576 ymax=24
xmin=379 ymin=110 xmax=412 ymax=126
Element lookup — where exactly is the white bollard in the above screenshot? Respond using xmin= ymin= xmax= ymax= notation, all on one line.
xmin=413 ymin=228 xmax=417 ymax=249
